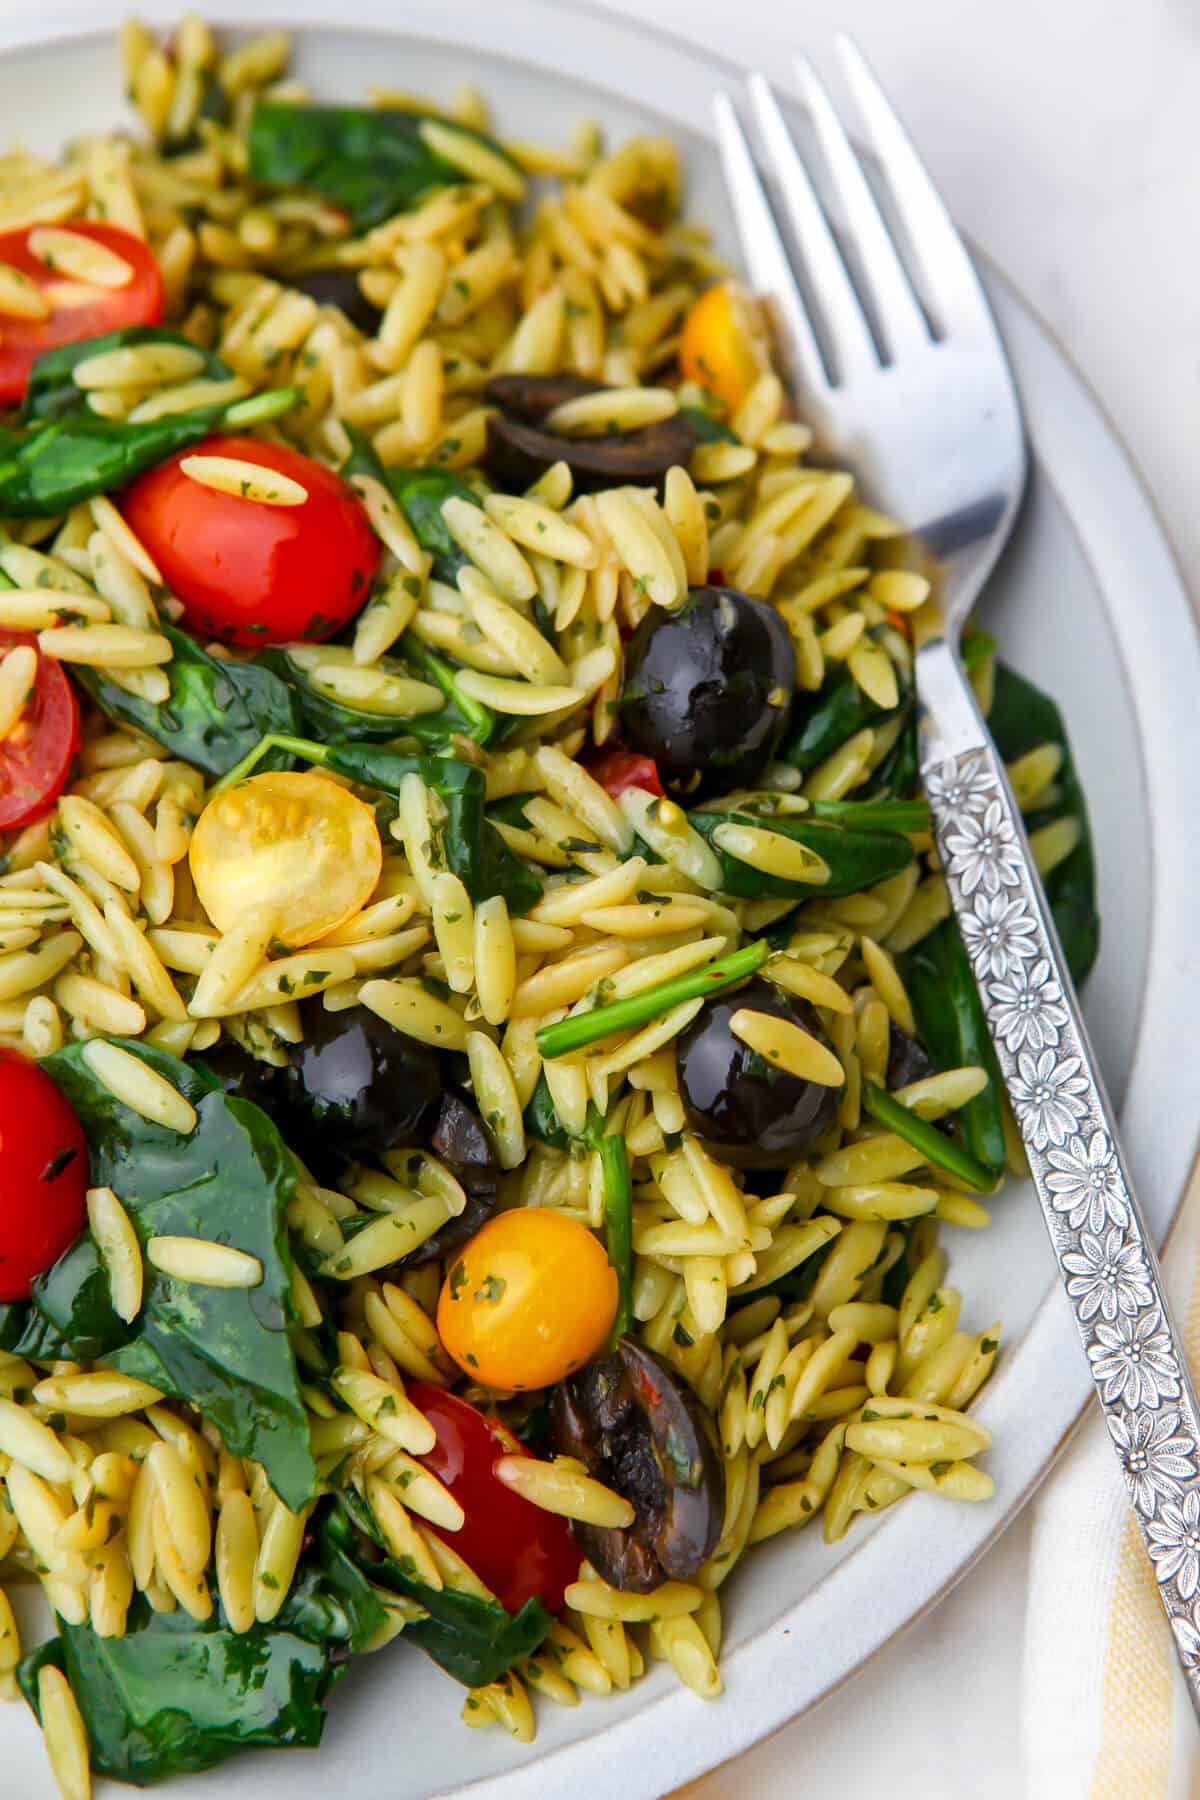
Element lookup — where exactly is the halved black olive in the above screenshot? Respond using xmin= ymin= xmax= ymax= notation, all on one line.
xmin=482 ymin=373 xmax=696 ymax=494
xmin=402 ymin=1092 xmax=500 ymax=1268
xmin=620 ymin=586 xmax=796 ymax=799
xmin=281 ymin=1002 xmax=443 ymax=1163
xmin=676 ymin=975 xmax=839 ymax=1168
xmin=484 ymin=373 xmax=605 ymax=422
xmin=550 ymin=1339 xmax=724 ymax=1591
xmin=886 ymin=1024 xmax=936 ymax=1091
xmin=196 ymin=1039 xmax=284 ymax=1110
xmin=288 ymin=268 xmax=383 ymax=337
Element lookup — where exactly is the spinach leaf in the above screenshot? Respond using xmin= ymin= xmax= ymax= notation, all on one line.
xmin=9 ymin=1231 xmax=127 ymax=1362
xmin=0 ymin=380 xmax=295 ymax=515
xmin=400 ymin=634 xmax=497 ymax=746
xmin=677 ymin=405 xmax=738 ymax=447
xmin=259 ymin=635 xmax=493 ymax=751
xmin=74 ymin=622 xmax=302 ymax=779
xmin=689 ymin=807 xmax=915 ymax=900
xmin=523 ymin=1072 xmax=570 ymax=1149
xmin=18 ymin=1536 xmax=383 ymax=1785
xmin=599 ymin=1132 xmax=633 ymax=1344
xmin=730 ymin=1232 xmax=836 ymax=1308
xmin=259 ymin=645 xmax=426 ymax=746
xmin=41 ymin=1041 xmax=318 ymax=1509
xmin=880 ymin=1220 xmax=919 ymax=1308
xmin=0 ymin=412 xmax=229 ymax=516
xmin=779 ymin=664 xmax=906 ymax=772
xmin=861 ymin=710 xmax=919 ymax=800
xmin=899 ymin=920 xmax=1007 ymax=1180
xmin=22 ymin=327 xmax=232 ymax=424
xmin=248 ymin=103 xmax=520 ymax=233
xmin=330 ymin=1494 xmax=550 ymax=1686
xmin=987 ymin=660 xmax=1099 ymax=984
xmin=166 ymin=67 xmax=230 ymax=153
xmin=342 ymin=425 xmax=484 ymax=584
xmin=388 ymin=467 xmax=483 ymax=584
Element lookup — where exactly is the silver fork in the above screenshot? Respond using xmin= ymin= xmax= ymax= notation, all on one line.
xmin=715 ymin=40 xmax=1200 ymax=1714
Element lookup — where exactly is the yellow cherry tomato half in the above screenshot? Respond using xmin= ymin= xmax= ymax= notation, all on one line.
xmin=678 ymin=279 xmax=771 ymax=418
xmin=438 ymin=1210 xmax=618 ymax=1391
xmin=189 ymin=770 xmax=382 ymax=946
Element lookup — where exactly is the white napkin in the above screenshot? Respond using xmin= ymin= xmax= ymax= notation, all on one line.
xmin=1021 ymin=1164 xmax=1200 ymax=1796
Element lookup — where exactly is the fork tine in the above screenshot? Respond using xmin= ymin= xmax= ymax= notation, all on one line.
xmin=711 ymin=90 xmax=830 ymax=401
xmin=745 ymin=73 xmax=877 ymax=385
xmin=795 ymin=55 xmax=930 ymax=361
xmin=835 ymin=35 xmax=997 ymax=348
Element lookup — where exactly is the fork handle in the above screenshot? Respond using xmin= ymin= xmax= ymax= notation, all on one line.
xmin=917 ymin=639 xmax=1200 ymax=1717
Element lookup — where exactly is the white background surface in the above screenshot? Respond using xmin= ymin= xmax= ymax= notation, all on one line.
xmin=1 ymin=2 xmax=1190 ymax=1794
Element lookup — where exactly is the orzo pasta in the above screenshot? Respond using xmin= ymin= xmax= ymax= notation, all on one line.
xmin=0 ymin=17 xmax=1098 ymax=1796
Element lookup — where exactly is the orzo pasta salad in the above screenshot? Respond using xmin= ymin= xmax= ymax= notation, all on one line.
xmin=0 ymin=17 xmax=1099 ymax=1794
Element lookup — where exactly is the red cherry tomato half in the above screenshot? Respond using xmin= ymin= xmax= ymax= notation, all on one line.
xmin=122 ymin=435 xmax=381 ymax=647
xmin=0 ymin=1051 xmax=89 ymax=1301
xmin=587 ymin=748 xmax=665 ymax=800
xmin=0 ymin=630 xmax=81 ymax=831
xmin=406 ymin=1382 xmax=579 ymax=1614
xmin=0 ymin=223 xmax=163 ymax=406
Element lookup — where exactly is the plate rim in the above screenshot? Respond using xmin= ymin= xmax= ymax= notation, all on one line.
xmin=1 ymin=7 xmax=1198 ymax=1795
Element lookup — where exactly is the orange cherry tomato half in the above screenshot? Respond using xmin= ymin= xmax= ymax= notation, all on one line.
xmin=405 ymin=1382 xmax=579 ymax=1614
xmin=0 ymin=630 xmax=81 ymax=832
xmin=0 ymin=1051 xmax=89 ymax=1301
xmin=678 ymin=280 xmax=771 ymax=419
xmin=122 ymin=435 xmax=381 ymax=646
xmin=0 ymin=223 xmax=163 ymax=406
xmin=438 ymin=1210 xmax=618 ymax=1392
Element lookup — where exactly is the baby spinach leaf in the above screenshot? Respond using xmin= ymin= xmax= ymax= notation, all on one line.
xmin=779 ymin=665 xmax=904 ymax=773
xmin=677 ymin=405 xmax=738 ymax=446
xmin=986 ymin=660 xmax=1099 ymax=985
xmin=399 ymin=634 xmax=497 ymax=746
xmin=688 ymin=806 xmax=914 ymax=900
xmin=259 ymin=637 xmax=492 ymax=752
xmin=899 ymin=920 xmax=1007 ymax=1180
xmin=18 ymin=1536 xmax=383 ymax=1785
xmin=0 ymin=411 xmax=230 ymax=516
xmin=248 ymin=103 xmax=520 ymax=232
xmin=321 ymin=743 xmax=540 ymax=910
xmin=0 ymin=383 xmax=295 ymax=515
xmin=523 ymin=1072 xmax=570 ymax=1150
xmin=388 ymin=467 xmax=483 ymax=584
xmin=599 ymin=1132 xmax=633 ymax=1345
xmin=11 ymin=1232 xmax=127 ymax=1362
xmin=73 ymin=622 xmax=303 ymax=779
xmin=341 ymin=425 xmax=484 ymax=584
xmin=329 ymin=1494 xmax=551 ymax=1687
xmin=861 ymin=709 xmax=919 ymax=801
xmin=0 ymin=332 xmax=295 ymax=515
xmin=40 ymin=1041 xmax=318 ymax=1509
xmin=22 ymin=327 xmax=232 ymax=423
xmin=259 ymin=645 xmax=427 ymax=746
xmin=165 ymin=68 xmax=231 ymax=153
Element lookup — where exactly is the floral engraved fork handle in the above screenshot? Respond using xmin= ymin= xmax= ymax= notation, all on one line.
xmin=919 ymin=650 xmax=1200 ymax=1710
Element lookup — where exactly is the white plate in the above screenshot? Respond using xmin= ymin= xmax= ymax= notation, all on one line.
xmin=2 ymin=7 xmax=1199 ymax=1796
